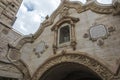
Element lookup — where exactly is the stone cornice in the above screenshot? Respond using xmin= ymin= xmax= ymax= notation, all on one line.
xmin=10 ymin=34 xmax=34 ymax=50
xmin=51 ymin=16 xmax=79 ymax=31
xmin=16 ymin=0 xmax=120 ymax=50
xmin=33 ymin=0 xmax=118 ymax=40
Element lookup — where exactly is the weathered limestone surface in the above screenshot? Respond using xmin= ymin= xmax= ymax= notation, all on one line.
xmin=0 ymin=0 xmax=22 ymax=26
xmin=0 ymin=0 xmax=120 ymax=80
xmin=0 ymin=0 xmax=23 ymax=79
xmin=20 ymin=1 xmax=120 ymax=79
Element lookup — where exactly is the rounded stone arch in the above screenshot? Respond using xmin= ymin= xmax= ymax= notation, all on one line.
xmin=32 ymin=53 xmax=114 ymax=80
xmin=7 ymin=45 xmax=31 ymax=80
xmin=12 ymin=60 xmax=31 ymax=80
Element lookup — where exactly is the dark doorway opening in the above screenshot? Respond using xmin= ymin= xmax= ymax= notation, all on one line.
xmin=40 ymin=62 xmax=102 ymax=80
xmin=0 ymin=76 xmax=18 ymax=80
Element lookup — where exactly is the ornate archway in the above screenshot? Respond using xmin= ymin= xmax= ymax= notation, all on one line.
xmin=32 ymin=53 xmax=114 ymax=80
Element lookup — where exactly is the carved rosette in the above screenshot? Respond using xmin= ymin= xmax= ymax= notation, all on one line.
xmin=32 ymin=53 xmax=115 ymax=80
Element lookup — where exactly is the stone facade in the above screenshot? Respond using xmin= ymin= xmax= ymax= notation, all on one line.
xmin=0 ymin=0 xmax=120 ymax=80
xmin=0 ymin=0 xmax=23 ymax=80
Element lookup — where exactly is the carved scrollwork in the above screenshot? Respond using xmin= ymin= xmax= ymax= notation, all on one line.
xmin=51 ymin=16 xmax=79 ymax=54
xmin=32 ymin=53 xmax=115 ymax=80
xmin=34 ymin=0 xmax=118 ymax=39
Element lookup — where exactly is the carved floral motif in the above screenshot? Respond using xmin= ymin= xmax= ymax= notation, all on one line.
xmin=32 ymin=53 xmax=117 ymax=80
xmin=83 ymin=24 xmax=115 ymax=46
xmin=33 ymin=41 xmax=48 ymax=58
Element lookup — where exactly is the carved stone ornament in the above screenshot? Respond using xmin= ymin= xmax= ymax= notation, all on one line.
xmin=51 ymin=16 xmax=79 ymax=54
xmin=83 ymin=24 xmax=116 ymax=46
xmin=32 ymin=53 xmax=118 ymax=80
xmin=7 ymin=48 xmax=21 ymax=62
xmin=33 ymin=41 xmax=48 ymax=58
xmin=33 ymin=0 xmax=120 ymax=39
xmin=89 ymin=24 xmax=108 ymax=41
xmin=97 ymin=38 xmax=104 ymax=46
xmin=59 ymin=7 xmax=69 ymax=18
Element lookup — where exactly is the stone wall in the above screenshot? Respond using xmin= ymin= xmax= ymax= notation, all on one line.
xmin=0 ymin=0 xmax=119 ymax=79
xmin=20 ymin=1 xmax=120 ymax=79
xmin=0 ymin=0 xmax=23 ymax=79
xmin=0 ymin=0 xmax=22 ymax=26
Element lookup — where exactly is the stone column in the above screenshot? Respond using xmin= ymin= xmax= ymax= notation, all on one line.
xmin=70 ymin=21 xmax=77 ymax=50
xmin=53 ymin=28 xmax=58 ymax=54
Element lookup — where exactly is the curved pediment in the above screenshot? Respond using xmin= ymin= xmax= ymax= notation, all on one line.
xmin=34 ymin=0 xmax=117 ymax=39
xmin=16 ymin=0 xmax=120 ymax=49
xmin=51 ymin=16 xmax=79 ymax=31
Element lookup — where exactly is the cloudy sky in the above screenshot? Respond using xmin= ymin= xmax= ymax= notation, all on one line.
xmin=13 ymin=0 xmax=112 ymax=35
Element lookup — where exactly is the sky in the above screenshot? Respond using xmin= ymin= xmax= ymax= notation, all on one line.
xmin=13 ymin=0 xmax=112 ymax=35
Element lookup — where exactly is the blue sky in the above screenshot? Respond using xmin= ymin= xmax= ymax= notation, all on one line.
xmin=13 ymin=0 xmax=112 ymax=35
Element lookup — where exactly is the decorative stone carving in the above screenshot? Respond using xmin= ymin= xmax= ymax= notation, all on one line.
xmin=112 ymin=0 xmax=120 ymax=15
xmin=51 ymin=16 xmax=79 ymax=54
xmin=32 ymin=53 xmax=115 ymax=80
xmin=97 ymin=38 xmax=104 ymax=46
xmin=12 ymin=60 xmax=31 ymax=80
xmin=15 ymin=35 xmax=34 ymax=50
xmin=71 ymin=41 xmax=77 ymax=50
xmin=108 ymin=26 xmax=116 ymax=32
xmin=59 ymin=7 xmax=69 ymax=18
xmin=6 ymin=44 xmax=31 ymax=80
xmin=84 ymin=24 xmax=115 ymax=46
xmin=83 ymin=33 xmax=89 ymax=38
xmin=33 ymin=41 xmax=48 ymax=58
xmin=7 ymin=48 xmax=21 ymax=62
xmin=34 ymin=0 xmax=117 ymax=39
xmin=89 ymin=24 xmax=108 ymax=41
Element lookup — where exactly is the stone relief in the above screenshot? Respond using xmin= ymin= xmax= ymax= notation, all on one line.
xmin=7 ymin=48 xmax=21 ymax=62
xmin=51 ymin=16 xmax=79 ymax=54
xmin=89 ymin=24 xmax=108 ymax=40
xmin=33 ymin=41 xmax=48 ymax=58
xmin=83 ymin=24 xmax=115 ymax=46
xmin=32 ymin=53 xmax=119 ymax=80
xmin=59 ymin=7 xmax=69 ymax=18
xmin=34 ymin=0 xmax=119 ymax=39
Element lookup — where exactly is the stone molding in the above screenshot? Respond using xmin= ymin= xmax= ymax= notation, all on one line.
xmin=7 ymin=44 xmax=31 ymax=80
xmin=11 ymin=35 xmax=34 ymax=50
xmin=15 ymin=0 xmax=120 ymax=50
xmin=33 ymin=0 xmax=119 ymax=40
xmin=51 ymin=16 xmax=79 ymax=53
xmin=31 ymin=53 xmax=120 ymax=80
xmin=12 ymin=60 xmax=31 ymax=80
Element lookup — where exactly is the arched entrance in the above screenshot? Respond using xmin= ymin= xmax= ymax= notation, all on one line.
xmin=32 ymin=53 xmax=113 ymax=80
xmin=40 ymin=62 xmax=102 ymax=80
